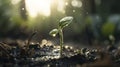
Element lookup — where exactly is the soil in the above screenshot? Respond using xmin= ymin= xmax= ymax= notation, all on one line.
xmin=0 ymin=39 xmax=120 ymax=67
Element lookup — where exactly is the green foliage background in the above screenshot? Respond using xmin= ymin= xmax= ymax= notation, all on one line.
xmin=0 ymin=0 xmax=120 ymax=44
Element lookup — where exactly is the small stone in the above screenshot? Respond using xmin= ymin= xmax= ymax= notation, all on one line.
xmin=80 ymin=48 xmax=87 ymax=55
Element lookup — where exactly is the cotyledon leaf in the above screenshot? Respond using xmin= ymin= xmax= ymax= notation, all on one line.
xmin=49 ymin=29 xmax=59 ymax=37
xmin=59 ymin=16 xmax=73 ymax=29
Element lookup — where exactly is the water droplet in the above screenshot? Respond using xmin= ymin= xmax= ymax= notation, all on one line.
xmin=52 ymin=34 xmax=56 ymax=37
xmin=65 ymin=2 xmax=68 ymax=6
xmin=71 ymin=0 xmax=82 ymax=8
xmin=22 ymin=8 xmax=24 ymax=10
xmin=70 ymin=46 xmax=73 ymax=49
xmin=47 ymin=64 xmax=50 ymax=67
xmin=65 ymin=45 xmax=69 ymax=49
xmin=109 ymin=35 xmax=115 ymax=41
xmin=73 ymin=10 xmax=76 ymax=12
xmin=49 ymin=29 xmax=58 ymax=37
xmin=86 ymin=12 xmax=88 ymax=14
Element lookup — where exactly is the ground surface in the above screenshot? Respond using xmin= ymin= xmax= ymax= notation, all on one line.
xmin=0 ymin=38 xmax=120 ymax=67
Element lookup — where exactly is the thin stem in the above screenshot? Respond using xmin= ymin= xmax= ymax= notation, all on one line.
xmin=59 ymin=27 xmax=63 ymax=57
xmin=27 ymin=31 xmax=37 ymax=49
xmin=111 ymin=40 xmax=115 ymax=45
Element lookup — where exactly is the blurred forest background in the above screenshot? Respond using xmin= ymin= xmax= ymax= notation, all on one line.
xmin=0 ymin=0 xmax=120 ymax=45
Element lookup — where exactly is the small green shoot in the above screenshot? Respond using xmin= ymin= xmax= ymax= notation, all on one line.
xmin=27 ymin=31 xmax=37 ymax=49
xmin=49 ymin=29 xmax=58 ymax=37
xmin=49 ymin=16 xmax=73 ymax=57
xmin=109 ymin=35 xmax=115 ymax=45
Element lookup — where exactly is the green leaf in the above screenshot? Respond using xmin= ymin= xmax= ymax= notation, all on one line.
xmin=59 ymin=16 xmax=73 ymax=28
xmin=49 ymin=29 xmax=58 ymax=37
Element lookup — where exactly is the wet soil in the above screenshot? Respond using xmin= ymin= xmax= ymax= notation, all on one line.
xmin=0 ymin=39 xmax=120 ymax=67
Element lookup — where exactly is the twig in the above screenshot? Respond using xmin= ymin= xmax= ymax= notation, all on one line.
xmin=0 ymin=42 xmax=13 ymax=57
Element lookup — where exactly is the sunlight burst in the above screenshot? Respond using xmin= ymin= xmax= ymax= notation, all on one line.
xmin=25 ymin=0 xmax=52 ymax=17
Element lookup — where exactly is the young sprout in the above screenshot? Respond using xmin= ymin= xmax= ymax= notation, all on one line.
xmin=49 ymin=16 xmax=73 ymax=57
xmin=49 ymin=29 xmax=58 ymax=37
xmin=109 ymin=35 xmax=115 ymax=45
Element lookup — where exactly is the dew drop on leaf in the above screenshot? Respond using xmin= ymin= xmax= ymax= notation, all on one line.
xmin=52 ymin=34 xmax=56 ymax=37
xmin=49 ymin=29 xmax=58 ymax=37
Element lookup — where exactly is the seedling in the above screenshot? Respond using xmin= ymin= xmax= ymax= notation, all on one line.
xmin=49 ymin=16 xmax=73 ymax=57
xmin=27 ymin=31 xmax=37 ymax=49
xmin=109 ymin=35 xmax=115 ymax=45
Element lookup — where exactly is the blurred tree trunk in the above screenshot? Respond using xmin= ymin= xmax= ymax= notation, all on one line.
xmin=20 ymin=0 xmax=27 ymax=20
xmin=82 ymin=0 xmax=96 ymax=45
xmin=82 ymin=0 xmax=96 ymax=16
xmin=90 ymin=0 xmax=96 ymax=14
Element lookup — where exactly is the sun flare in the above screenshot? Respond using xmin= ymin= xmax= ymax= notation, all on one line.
xmin=25 ymin=0 xmax=52 ymax=17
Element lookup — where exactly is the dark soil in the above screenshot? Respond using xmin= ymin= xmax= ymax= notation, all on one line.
xmin=0 ymin=39 xmax=120 ymax=67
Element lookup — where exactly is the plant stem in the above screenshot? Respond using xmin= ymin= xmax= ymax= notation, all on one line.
xmin=111 ymin=40 xmax=115 ymax=45
xmin=27 ymin=31 xmax=37 ymax=49
xmin=59 ymin=27 xmax=63 ymax=57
